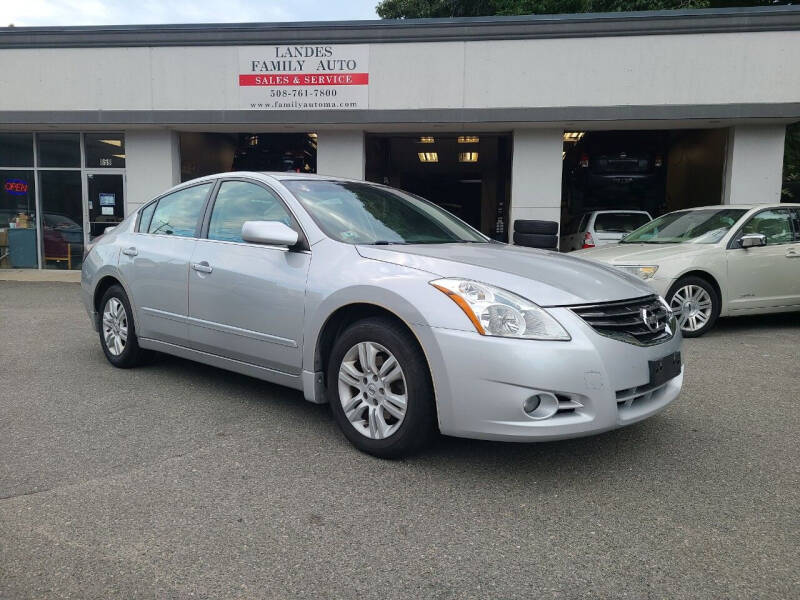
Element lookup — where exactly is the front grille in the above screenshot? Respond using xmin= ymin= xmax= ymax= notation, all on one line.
xmin=570 ymin=295 xmax=674 ymax=346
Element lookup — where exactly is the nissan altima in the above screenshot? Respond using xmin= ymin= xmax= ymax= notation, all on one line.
xmin=82 ymin=173 xmax=683 ymax=457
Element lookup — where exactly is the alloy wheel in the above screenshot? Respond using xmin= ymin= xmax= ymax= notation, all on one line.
xmin=338 ymin=341 xmax=408 ymax=440
xmin=670 ymin=284 xmax=713 ymax=333
xmin=102 ymin=297 xmax=129 ymax=356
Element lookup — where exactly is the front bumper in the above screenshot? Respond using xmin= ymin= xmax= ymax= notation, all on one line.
xmin=423 ymin=307 xmax=682 ymax=442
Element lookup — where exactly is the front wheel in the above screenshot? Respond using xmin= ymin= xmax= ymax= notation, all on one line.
xmin=327 ymin=317 xmax=436 ymax=458
xmin=667 ymin=276 xmax=720 ymax=338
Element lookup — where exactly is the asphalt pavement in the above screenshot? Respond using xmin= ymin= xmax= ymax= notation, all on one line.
xmin=1 ymin=282 xmax=798 ymax=599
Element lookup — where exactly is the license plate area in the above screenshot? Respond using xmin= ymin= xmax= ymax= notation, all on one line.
xmin=649 ymin=352 xmax=681 ymax=387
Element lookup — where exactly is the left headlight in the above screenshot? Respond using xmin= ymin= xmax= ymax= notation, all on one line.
xmin=430 ymin=278 xmax=571 ymax=341
xmin=615 ymin=265 xmax=658 ymax=280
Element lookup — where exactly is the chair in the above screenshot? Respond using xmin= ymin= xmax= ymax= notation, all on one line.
xmin=43 ymin=229 xmax=72 ymax=269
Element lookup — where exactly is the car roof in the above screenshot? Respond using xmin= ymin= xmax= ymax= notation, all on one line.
xmin=588 ymin=210 xmax=651 ymax=214
xmin=673 ymin=203 xmax=800 ymax=210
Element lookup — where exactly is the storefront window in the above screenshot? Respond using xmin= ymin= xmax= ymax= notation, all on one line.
xmin=85 ymin=134 xmax=126 ymax=168
xmin=0 ymin=133 xmax=34 ymax=167
xmin=39 ymin=170 xmax=84 ymax=270
xmin=1 ymin=169 xmax=38 ymax=268
xmin=37 ymin=133 xmax=81 ymax=168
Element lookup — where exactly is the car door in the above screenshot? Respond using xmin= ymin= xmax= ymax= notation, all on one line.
xmin=187 ymin=179 xmax=311 ymax=375
xmin=726 ymin=208 xmax=800 ymax=311
xmin=116 ymin=182 xmax=213 ymax=346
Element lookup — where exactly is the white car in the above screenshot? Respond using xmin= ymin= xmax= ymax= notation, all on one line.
xmin=561 ymin=210 xmax=652 ymax=252
xmin=573 ymin=204 xmax=800 ymax=337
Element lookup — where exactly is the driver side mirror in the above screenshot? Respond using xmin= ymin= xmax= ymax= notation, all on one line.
xmin=739 ymin=233 xmax=766 ymax=249
xmin=241 ymin=221 xmax=299 ymax=247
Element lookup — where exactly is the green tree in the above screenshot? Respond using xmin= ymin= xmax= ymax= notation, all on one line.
xmin=375 ymin=0 xmax=791 ymax=19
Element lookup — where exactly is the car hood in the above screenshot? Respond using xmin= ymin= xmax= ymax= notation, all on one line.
xmin=572 ymin=242 xmax=710 ymax=264
xmin=356 ymin=242 xmax=653 ymax=306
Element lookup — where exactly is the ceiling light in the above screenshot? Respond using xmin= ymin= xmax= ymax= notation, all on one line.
xmin=112 ymin=154 xmax=126 ymax=159
xmin=418 ymin=152 xmax=438 ymax=163
xmin=308 ymin=133 xmax=318 ymax=139
xmin=563 ymin=132 xmax=585 ymax=143
xmin=419 ymin=136 xmax=435 ymax=144
xmin=98 ymin=139 xmax=123 ymax=147
xmin=457 ymin=136 xmax=479 ymax=144
xmin=458 ymin=152 xmax=478 ymax=163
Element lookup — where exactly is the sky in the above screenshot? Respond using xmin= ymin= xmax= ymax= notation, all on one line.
xmin=2 ymin=0 xmax=380 ymax=27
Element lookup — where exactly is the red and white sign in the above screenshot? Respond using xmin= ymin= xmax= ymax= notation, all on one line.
xmin=238 ymin=45 xmax=369 ymax=110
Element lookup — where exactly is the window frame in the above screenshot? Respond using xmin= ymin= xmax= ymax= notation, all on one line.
xmin=198 ymin=176 xmax=309 ymax=250
xmin=134 ymin=180 xmax=215 ymax=239
xmin=727 ymin=207 xmax=795 ymax=249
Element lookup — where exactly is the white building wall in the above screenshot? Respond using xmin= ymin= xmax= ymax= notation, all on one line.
xmin=1 ymin=31 xmax=799 ymax=111
xmin=316 ymin=131 xmax=365 ymax=180
xmin=124 ymin=130 xmax=181 ymax=214
xmin=723 ymin=125 xmax=787 ymax=205
xmin=509 ymin=129 xmax=564 ymax=230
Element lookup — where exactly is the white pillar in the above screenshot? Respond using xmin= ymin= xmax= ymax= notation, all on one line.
xmin=316 ymin=130 xmax=365 ymax=180
xmin=723 ymin=125 xmax=786 ymax=205
xmin=509 ymin=129 xmax=564 ymax=238
xmin=124 ymin=130 xmax=181 ymax=215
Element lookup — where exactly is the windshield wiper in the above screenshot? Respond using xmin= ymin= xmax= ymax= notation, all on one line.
xmin=372 ymin=240 xmax=406 ymax=245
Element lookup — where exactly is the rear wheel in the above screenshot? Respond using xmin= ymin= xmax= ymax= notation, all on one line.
xmin=327 ymin=317 xmax=436 ymax=458
xmin=667 ymin=276 xmax=720 ymax=338
xmin=99 ymin=285 xmax=150 ymax=368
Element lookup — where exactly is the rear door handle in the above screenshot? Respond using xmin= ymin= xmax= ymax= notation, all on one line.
xmin=122 ymin=247 xmax=138 ymax=257
xmin=191 ymin=261 xmax=213 ymax=273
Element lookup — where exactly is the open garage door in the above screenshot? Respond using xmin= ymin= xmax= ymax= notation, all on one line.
xmin=560 ymin=128 xmax=728 ymax=250
xmin=365 ymin=134 xmax=512 ymax=241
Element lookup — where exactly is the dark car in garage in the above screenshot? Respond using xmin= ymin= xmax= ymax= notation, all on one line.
xmin=563 ymin=131 xmax=667 ymax=215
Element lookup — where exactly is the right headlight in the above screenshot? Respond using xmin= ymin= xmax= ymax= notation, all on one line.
xmin=430 ymin=278 xmax=571 ymax=341
xmin=615 ymin=265 xmax=659 ymax=280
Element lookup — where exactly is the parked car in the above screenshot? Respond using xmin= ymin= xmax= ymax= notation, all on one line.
xmin=561 ymin=210 xmax=652 ymax=252
xmin=563 ymin=131 xmax=667 ymax=215
xmin=82 ymin=173 xmax=683 ymax=457
xmin=574 ymin=204 xmax=800 ymax=337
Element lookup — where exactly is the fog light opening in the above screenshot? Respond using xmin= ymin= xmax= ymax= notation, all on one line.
xmin=523 ymin=392 xmax=559 ymax=420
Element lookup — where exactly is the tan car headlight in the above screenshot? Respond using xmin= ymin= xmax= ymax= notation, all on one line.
xmin=616 ymin=265 xmax=659 ymax=280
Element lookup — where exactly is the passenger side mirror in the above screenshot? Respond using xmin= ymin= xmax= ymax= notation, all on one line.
xmin=104 ymin=226 xmax=116 ymax=235
xmin=241 ymin=221 xmax=299 ymax=247
xmin=739 ymin=233 xmax=766 ymax=249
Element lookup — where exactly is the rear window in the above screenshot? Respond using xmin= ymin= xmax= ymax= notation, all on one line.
xmin=594 ymin=213 xmax=651 ymax=233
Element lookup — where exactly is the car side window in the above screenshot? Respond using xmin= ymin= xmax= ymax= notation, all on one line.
xmin=578 ymin=214 xmax=590 ymax=231
xmin=791 ymin=209 xmax=800 ymax=242
xmin=137 ymin=201 xmax=156 ymax=233
xmin=207 ymin=181 xmax=293 ymax=243
xmin=147 ymin=183 xmax=211 ymax=237
xmin=739 ymin=209 xmax=794 ymax=245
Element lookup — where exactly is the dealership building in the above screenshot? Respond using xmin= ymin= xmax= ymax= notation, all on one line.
xmin=1 ymin=6 xmax=799 ymax=269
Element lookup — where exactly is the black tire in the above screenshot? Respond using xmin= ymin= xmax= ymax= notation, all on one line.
xmin=98 ymin=284 xmax=151 ymax=368
xmin=666 ymin=276 xmax=720 ymax=338
xmin=514 ymin=219 xmax=558 ymax=235
xmin=327 ymin=317 xmax=436 ymax=459
xmin=513 ymin=232 xmax=559 ymax=249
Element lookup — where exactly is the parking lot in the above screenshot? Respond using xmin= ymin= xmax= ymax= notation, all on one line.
xmin=1 ymin=281 xmax=798 ymax=599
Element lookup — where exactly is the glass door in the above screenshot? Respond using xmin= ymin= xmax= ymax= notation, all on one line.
xmin=86 ymin=172 xmax=125 ymax=243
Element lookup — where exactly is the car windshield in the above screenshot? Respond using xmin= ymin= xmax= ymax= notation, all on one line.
xmin=594 ymin=212 xmax=651 ymax=233
xmin=621 ymin=208 xmax=748 ymax=244
xmin=283 ymin=180 xmax=488 ymax=244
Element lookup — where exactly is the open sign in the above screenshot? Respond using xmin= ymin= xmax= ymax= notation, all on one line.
xmin=4 ymin=178 xmax=29 ymax=195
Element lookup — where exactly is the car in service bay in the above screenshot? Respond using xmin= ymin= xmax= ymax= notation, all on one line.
xmin=574 ymin=204 xmax=800 ymax=337
xmin=82 ymin=172 xmax=683 ymax=457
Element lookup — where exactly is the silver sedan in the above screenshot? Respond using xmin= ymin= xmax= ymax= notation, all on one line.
xmin=82 ymin=173 xmax=683 ymax=457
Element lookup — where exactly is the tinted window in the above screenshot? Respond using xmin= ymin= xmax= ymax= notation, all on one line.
xmin=594 ymin=213 xmax=651 ymax=233
xmin=208 ymin=181 xmax=292 ymax=243
xmin=147 ymin=184 xmax=211 ymax=237
xmin=37 ymin=133 xmax=81 ymax=168
xmin=0 ymin=133 xmax=33 ymax=167
xmin=138 ymin=202 xmax=157 ymax=233
xmin=739 ymin=210 xmax=794 ymax=245
xmin=788 ymin=209 xmax=800 ymax=242
xmin=85 ymin=134 xmax=126 ymax=168
xmin=577 ymin=214 xmax=591 ymax=232
xmin=284 ymin=180 xmax=486 ymax=244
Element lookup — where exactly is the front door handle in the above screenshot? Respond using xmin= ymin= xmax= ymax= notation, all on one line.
xmin=191 ymin=261 xmax=213 ymax=274
xmin=122 ymin=247 xmax=138 ymax=257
